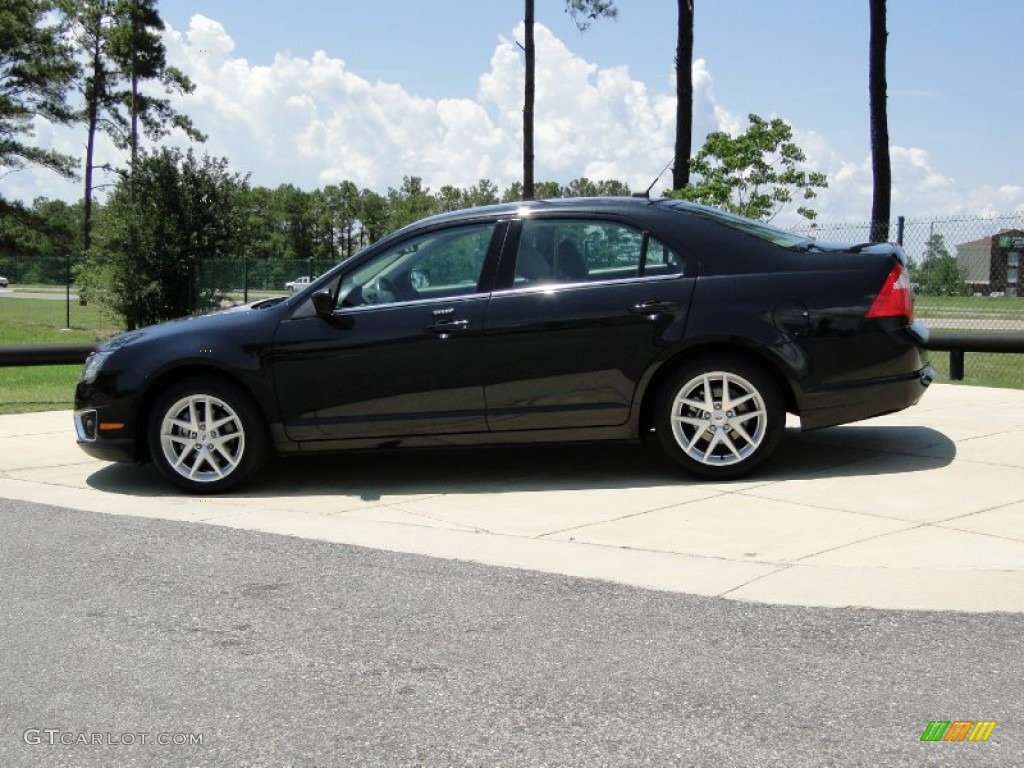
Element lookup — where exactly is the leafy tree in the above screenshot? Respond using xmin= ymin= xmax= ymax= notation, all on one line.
xmin=672 ymin=0 xmax=694 ymax=190
xmin=236 ymin=185 xmax=276 ymax=259
xmin=81 ymin=147 xmax=247 ymax=328
xmin=913 ymin=233 xmax=969 ymax=296
xmin=0 ymin=196 xmax=81 ymax=285
xmin=358 ymin=189 xmax=389 ymax=245
xmin=535 ymin=180 xmax=563 ymax=199
xmin=501 ymin=181 xmax=524 ymax=203
xmin=274 ymin=183 xmax=314 ymax=259
xmin=522 ymin=1 xmax=617 ymax=200
xmin=11 ymin=197 xmax=79 ymax=257
xmin=563 ymin=177 xmax=630 ymax=197
xmin=464 ymin=178 xmax=500 ymax=207
xmin=387 ymin=176 xmax=438 ymax=230
xmin=668 ymin=113 xmax=828 ymax=222
xmin=308 ymin=187 xmax=333 ymax=261
xmin=0 ymin=0 xmax=79 ymax=209
xmin=435 ymin=184 xmax=467 ymax=213
xmin=322 ymin=180 xmax=361 ymax=259
xmin=869 ymin=0 xmax=891 ymax=241
xmin=433 ymin=179 xmax=500 ymax=213
xmin=502 ymin=177 xmax=627 ymax=202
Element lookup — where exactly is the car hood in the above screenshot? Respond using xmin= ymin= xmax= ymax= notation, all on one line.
xmin=95 ymin=297 xmax=289 ymax=354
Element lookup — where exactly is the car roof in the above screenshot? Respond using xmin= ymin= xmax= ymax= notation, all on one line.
xmin=410 ymin=196 xmax=686 ymax=229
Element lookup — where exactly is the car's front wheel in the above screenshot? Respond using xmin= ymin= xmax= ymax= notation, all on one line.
xmin=655 ymin=357 xmax=784 ymax=480
xmin=147 ymin=377 xmax=269 ymax=493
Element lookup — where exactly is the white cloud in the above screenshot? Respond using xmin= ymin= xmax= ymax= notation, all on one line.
xmin=802 ymin=144 xmax=1024 ymax=223
xmin=7 ymin=13 xmax=1024 ymax=226
xmin=156 ymin=17 xmax=734 ymax=195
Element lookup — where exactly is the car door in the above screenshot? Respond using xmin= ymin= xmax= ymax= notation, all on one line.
xmin=271 ymin=221 xmax=503 ymax=443
xmin=483 ymin=215 xmax=695 ymax=431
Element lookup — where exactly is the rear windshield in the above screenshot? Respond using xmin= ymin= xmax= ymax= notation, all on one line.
xmin=661 ymin=201 xmax=815 ymax=250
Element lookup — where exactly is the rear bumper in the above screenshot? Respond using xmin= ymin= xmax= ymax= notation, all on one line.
xmin=798 ymin=364 xmax=935 ymax=431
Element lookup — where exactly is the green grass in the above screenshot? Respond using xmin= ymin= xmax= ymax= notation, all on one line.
xmin=913 ymin=296 xmax=1023 ymax=389
xmin=925 ymin=350 xmax=1024 ymax=390
xmin=0 ymin=295 xmax=121 ymax=344
xmin=915 ymin=295 xmax=1024 ymax=325
xmin=0 ymin=297 xmax=124 ymax=414
xmin=0 ymin=365 xmax=86 ymax=414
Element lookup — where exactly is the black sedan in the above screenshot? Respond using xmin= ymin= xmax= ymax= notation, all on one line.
xmin=75 ymin=197 xmax=934 ymax=493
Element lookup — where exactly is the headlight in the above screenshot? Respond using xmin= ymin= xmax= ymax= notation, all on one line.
xmin=80 ymin=350 xmax=111 ymax=384
xmin=80 ymin=331 xmax=141 ymax=384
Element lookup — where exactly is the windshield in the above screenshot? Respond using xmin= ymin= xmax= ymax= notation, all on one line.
xmin=662 ymin=201 xmax=815 ymax=250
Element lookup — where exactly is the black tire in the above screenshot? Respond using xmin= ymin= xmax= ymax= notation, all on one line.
xmin=654 ymin=356 xmax=785 ymax=480
xmin=147 ymin=376 xmax=270 ymax=493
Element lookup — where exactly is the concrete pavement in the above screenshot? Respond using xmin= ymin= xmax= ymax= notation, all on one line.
xmin=1 ymin=383 xmax=1023 ymax=613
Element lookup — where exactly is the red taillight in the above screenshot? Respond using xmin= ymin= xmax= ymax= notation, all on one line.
xmin=866 ymin=262 xmax=913 ymax=320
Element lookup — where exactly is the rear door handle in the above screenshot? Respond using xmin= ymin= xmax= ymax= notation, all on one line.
xmin=630 ymin=300 xmax=679 ymax=316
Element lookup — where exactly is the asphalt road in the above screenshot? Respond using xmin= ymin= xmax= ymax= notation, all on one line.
xmin=0 ymin=289 xmax=79 ymax=301
xmin=1 ymin=497 xmax=1021 ymax=768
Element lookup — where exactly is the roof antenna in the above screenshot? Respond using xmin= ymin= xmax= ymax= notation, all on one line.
xmin=632 ymin=158 xmax=674 ymax=199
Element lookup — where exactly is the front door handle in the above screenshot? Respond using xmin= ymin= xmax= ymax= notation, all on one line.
xmin=426 ymin=319 xmax=469 ymax=338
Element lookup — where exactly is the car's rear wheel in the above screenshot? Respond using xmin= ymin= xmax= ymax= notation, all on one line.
xmin=147 ymin=377 xmax=269 ymax=493
xmin=655 ymin=357 xmax=784 ymax=480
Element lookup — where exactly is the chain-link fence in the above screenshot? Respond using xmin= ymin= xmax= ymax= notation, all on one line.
xmin=0 ymin=255 xmax=338 ymax=305
xmin=792 ymin=215 xmax=1024 ymax=388
xmin=0 ymin=253 xmax=73 ymax=286
xmin=792 ymin=214 xmax=1024 ymax=318
xmin=194 ymin=258 xmax=338 ymax=303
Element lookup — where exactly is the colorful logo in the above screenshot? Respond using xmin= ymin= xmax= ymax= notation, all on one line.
xmin=920 ymin=720 xmax=997 ymax=742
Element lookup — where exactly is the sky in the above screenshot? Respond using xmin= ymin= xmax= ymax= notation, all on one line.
xmin=7 ymin=0 xmax=1024 ymax=225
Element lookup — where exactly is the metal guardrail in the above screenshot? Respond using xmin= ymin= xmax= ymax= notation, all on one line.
xmin=924 ymin=330 xmax=1024 ymax=380
xmin=0 ymin=343 xmax=96 ymax=367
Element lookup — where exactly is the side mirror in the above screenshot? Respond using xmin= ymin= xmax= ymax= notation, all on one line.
xmin=311 ymin=290 xmax=334 ymax=317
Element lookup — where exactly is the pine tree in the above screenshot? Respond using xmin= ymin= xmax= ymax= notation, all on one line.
xmin=0 ymin=0 xmax=79 ymax=212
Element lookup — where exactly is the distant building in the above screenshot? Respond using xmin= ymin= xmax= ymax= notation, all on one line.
xmin=955 ymin=229 xmax=1022 ymax=296
xmin=955 ymin=235 xmax=991 ymax=291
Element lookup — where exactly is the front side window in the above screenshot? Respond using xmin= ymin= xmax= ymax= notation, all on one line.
xmin=512 ymin=219 xmax=683 ymax=287
xmin=335 ymin=223 xmax=495 ymax=308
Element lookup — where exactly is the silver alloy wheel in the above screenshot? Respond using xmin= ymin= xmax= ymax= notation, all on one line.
xmin=158 ymin=393 xmax=246 ymax=484
xmin=669 ymin=370 xmax=768 ymax=467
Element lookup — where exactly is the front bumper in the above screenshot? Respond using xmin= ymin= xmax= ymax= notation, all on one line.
xmin=75 ymin=407 xmax=138 ymax=462
xmin=74 ymin=368 xmax=142 ymax=466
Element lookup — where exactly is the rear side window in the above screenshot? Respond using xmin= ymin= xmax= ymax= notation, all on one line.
xmin=664 ymin=200 xmax=814 ymax=250
xmin=512 ymin=219 xmax=683 ymax=287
